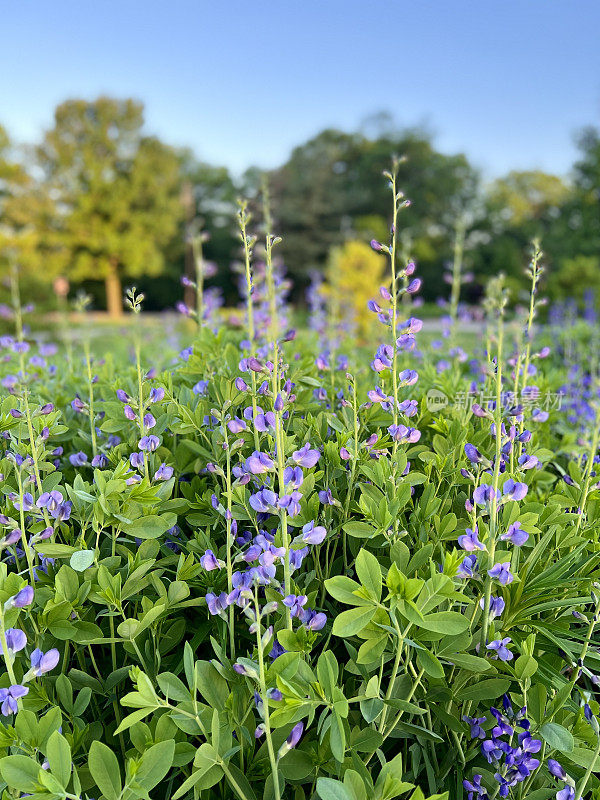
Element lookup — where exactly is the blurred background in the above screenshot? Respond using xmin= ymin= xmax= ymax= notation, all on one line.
xmin=0 ymin=0 xmax=599 ymax=320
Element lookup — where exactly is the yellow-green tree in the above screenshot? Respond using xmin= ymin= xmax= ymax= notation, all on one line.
xmin=36 ymin=97 xmax=184 ymax=317
xmin=328 ymin=239 xmax=385 ymax=337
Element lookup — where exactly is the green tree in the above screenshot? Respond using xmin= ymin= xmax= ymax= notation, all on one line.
xmin=36 ymin=97 xmax=184 ymax=317
xmin=263 ymin=124 xmax=479 ymax=299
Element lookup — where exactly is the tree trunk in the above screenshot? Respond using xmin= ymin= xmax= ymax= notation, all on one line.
xmin=105 ymin=260 xmax=123 ymax=319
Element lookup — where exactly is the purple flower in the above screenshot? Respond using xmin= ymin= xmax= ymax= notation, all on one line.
xmin=154 ymin=463 xmax=173 ymax=481
xmin=463 ymin=715 xmax=487 ymax=739
xmin=0 ymin=685 xmax=28 ymax=716
xmin=245 ymin=451 xmax=274 ymax=474
xmin=227 ymin=417 xmax=247 ymax=433
xmin=319 ymin=489 xmax=334 ymax=505
xmin=292 ymin=443 xmax=320 ymax=468
xmin=301 ymin=521 xmax=327 ymax=545
xmin=557 ymin=788 xmax=575 ymax=800
xmin=457 ymin=555 xmax=478 ymax=579
xmin=139 ymin=435 xmax=160 ymax=452
xmin=465 ymin=443 xmax=484 ymax=464
xmin=340 ymin=447 xmax=351 ymax=460
xmin=10 ymin=586 xmax=34 ymax=608
xmin=458 ymin=526 xmax=485 ymax=551
xmin=200 ymin=550 xmax=223 ymax=571
xmin=69 ymin=451 xmax=88 ymax=467
xmin=532 ymin=408 xmax=549 ymax=422
xmin=473 ymin=484 xmax=500 ymax=508
xmin=124 ymin=405 xmax=136 ymax=421
xmin=116 ymin=389 xmax=129 ymax=402
xmin=0 ymin=628 xmax=27 ymax=654
xmin=283 ymin=466 xmax=304 ymax=488
xmin=130 ymin=452 xmax=144 ymax=470
xmin=14 ymin=493 xmax=34 ymax=512
xmin=29 ymin=647 xmax=60 ymax=676
xmin=193 ymin=380 xmax=209 ymax=395
xmin=488 ymin=562 xmax=514 ymax=586
xmin=502 ymin=479 xmax=528 ymax=502
xmin=249 ymin=489 xmax=278 ymax=514
xmin=548 ymin=760 xmax=567 ymax=781
xmin=149 ymin=387 xmax=165 ymax=403
xmin=278 ymin=492 xmax=302 ymax=517
xmin=278 ymin=721 xmax=304 ymax=757
xmin=480 ymin=595 xmax=505 ymax=620
xmin=463 ymin=775 xmax=488 ymax=800
xmin=303 ymin=611 xmax=327 ymax=630
xmin=37 ymin=491 xmax=63 ymax=512
xmin=500 ymin=521 xmax=529 ymax=546
xmin=487 ymin=637 xmax=513 ymax=661
xmin=91 ymin=454 xmax=108 ymax=468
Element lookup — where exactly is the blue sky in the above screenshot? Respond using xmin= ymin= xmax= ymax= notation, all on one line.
xmin=2 ymin=1 xmax=599 ymax=178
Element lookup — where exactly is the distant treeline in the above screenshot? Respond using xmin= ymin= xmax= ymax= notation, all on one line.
xmin=0 ymin=97 xmax=599 ymax=316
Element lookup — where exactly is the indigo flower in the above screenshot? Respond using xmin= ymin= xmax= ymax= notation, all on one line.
xmin=139 ymin=435 xmax=160 ymax=452
xmin=69 ymin=451 xmax=88 ymax=467
xmin=473 ymin=484 xmax=500 ymax=508
xmin=0 ymin=628 xmax=27 ymax=655
xmin=292 ymin=443 xmax=320 ymax=468
xmin=486 ymin=637 xmax=513 ymax=661
xmin=0 ymin=685 xmax=28 ymax=716
xmin=480 ymin=595 xmax=505 ymax=619
xmin=245 ymin=451 xmax=274 ymax=474
xmin=463 ymin=715 xmax=487 ymax=739
xmin=29 ymin=648 xmax=60 ymax=676
xmin=154 ymin=463 xmax=173 ymax=481
xmin=458 ymin=527 xmax=485 ymax=551
xmin=8 ymin=586 xmax=34 ymax=608
xmin=149 ymin=387 xmax=165 ymax=403
xmin=488 ymin=562 xmax=514 ymax=585
xmin=301 ymin=521 xmax=326 ymax=545
xmin=91 ymin=454 xmax=108 ymax=468
xmin=500 ymin=521 xmax=529 ymax=546
xmin=502 ymin=479 xmax=528 ymax=502
xmin=200 ymin=550 xmax=224 ymax=571
xmin=457 ymin=555 xmax=478 ymax=579
xmin=249 ymin=489 xmax=278 ymax=513
xmin=278 ymin=492 xmax=302 ymax=517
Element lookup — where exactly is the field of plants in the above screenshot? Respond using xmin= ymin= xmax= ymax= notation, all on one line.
xmin=0 ymin=163 xmax=599 ymax=800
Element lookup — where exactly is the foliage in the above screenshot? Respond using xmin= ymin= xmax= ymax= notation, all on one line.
xmin=0 ymin=162 xmax=598 ymax=800
xmin=327 ymin=240 xmax=385 ymax=338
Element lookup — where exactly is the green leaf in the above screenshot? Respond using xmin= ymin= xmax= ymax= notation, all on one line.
xmin=46 ymin=731 xmax=71 ymax=787
xmin=355 ymin=549 xmax=382 ymax=602
xmin=70 ymin=549 xmax=95 ymax=571
xmin=343 ymin=521 xmax=376 ymax=539
xmin=317 ymin=776 xmax=353 ymax=800
xmin=332 ymin=606 xmax=376 ymax=637
xmin=416 ymin=649 xmax=444 ymax=679
xmin=325 ymin=576 xmax=371 ymax=606
xmin=88 ymin=741 xmax=122 ymax=800
xmin=123 ymin=514 xmax=177 ymax=540
xmin=457 ymin=678 xmax=511 ymax=702
xmin=133 ymin=740 xmax=176 ymax=792
xmin=540 ymin=722 xmax=574 ymax=753
xmin=417 ymin=611 xmax=469 ymax=634
xmin=0 ymin=755 xmax=41 ymax=793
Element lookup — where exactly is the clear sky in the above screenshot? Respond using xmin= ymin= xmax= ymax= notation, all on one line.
xmin=2 ymin=1 xmax=599 ymax=179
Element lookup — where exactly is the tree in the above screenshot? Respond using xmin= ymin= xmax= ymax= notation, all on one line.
xmin=36 ymin=97 xmax=184 ymax=317
xmin=263 ymin=124 xmax=479 ymax=301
